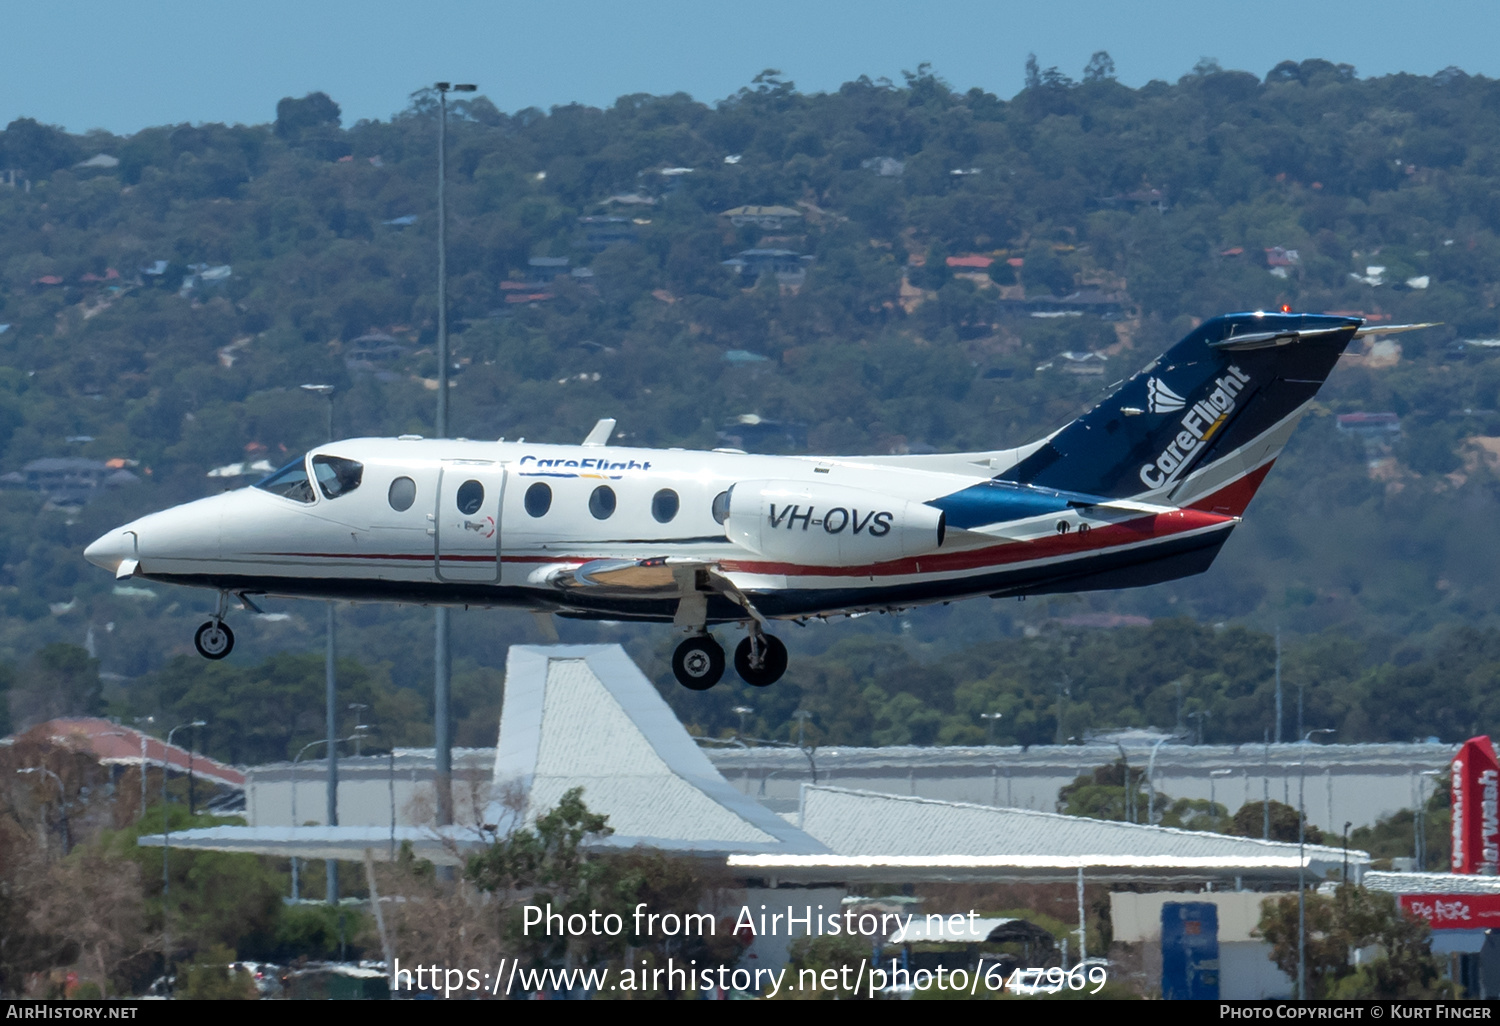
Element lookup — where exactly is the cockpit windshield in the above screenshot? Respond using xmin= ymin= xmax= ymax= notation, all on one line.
xmin=254 ymin=455 xmax=315 ymax=503
xmin=312 ymin=455 xmax=364 ymax=499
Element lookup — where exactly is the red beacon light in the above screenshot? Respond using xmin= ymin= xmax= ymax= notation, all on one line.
xmin=1280 ymin=304 xmax=1291 ymax=313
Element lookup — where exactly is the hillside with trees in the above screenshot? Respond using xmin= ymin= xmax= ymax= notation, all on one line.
xmin=3 ymin=55 xmax=1500 ymax=751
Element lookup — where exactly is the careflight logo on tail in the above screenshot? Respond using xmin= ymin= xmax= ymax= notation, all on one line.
xmin=1146 ymin=377 xmax=1187 ymax=413
xmin=1139 ymin=365 xmax=1252 ymax=490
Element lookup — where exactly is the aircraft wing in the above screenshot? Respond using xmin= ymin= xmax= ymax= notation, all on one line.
xmin=529 ymin=556 xmax=769 ymax=623
xmin=529 ymin=556 xmax=714 ymax=592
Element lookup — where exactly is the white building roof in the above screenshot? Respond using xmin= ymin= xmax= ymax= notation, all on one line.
xmin=153 ymin=645 xmax=825 ymax=861
xmin=488 ymin=645 xmax=824 ymax=855
xmin=725 ymin=786 xmax=1366 ymax=885
xmin=1363 ymin=872 xmax=1500 ymax=895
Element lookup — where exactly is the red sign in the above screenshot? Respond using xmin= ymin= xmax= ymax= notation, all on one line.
xmin=1401 ymin=894 xmax=1500 ymax=929
xmin=1452 ymin=736 xmax=1500 ymax=875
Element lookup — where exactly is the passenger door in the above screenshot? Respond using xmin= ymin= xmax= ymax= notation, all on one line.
xmin=434 ymin=460 xmax=505 ymax=582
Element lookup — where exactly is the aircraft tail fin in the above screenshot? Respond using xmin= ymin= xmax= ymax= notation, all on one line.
xmin=999 ymin=312 xmax=1392 ymax=512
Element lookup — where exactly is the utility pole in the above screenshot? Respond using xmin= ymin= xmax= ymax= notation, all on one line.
xmin=1298 ymin=728 xmax=1336 ymax=999
xmin=1274 ymin=628 xmax=1283 ymax=745
xmin=302 ymin=382 xmax=338 ymax=903
xmin=1263 ymin=729 xmax=1271 ymax=840
xmin=432 ymin=80 xmax=475 ymax=829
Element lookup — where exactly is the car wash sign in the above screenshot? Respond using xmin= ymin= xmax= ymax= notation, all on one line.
xmin=1451 ymin=735 xmax=1500 ymax=875
xmin=1400 ymin=894 xmax=1500 ymax=929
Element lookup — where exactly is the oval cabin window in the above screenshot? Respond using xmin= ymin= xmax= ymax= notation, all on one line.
xmin=589 ymin=485 xmax=616 ymax=520
xmin=456 ymin=480 xmax=484 ymax=515
xmin=524 ymin=482 xmax=552 ymax=517
xmin=652 ymin=488 xmax=680 ymax=523
xmin=388 ymin=476 xmax=417 ymax=511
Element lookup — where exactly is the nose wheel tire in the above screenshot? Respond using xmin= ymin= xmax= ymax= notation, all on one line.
xmin=735 ymin=635 xmax=788 ymax=688
xmin=672 ymin=635 xmax=725 ymax=691
xmin=194 ymin=620 xmax=234 ymax=660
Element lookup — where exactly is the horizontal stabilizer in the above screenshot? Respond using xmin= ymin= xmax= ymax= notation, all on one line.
xmin=1352 ymin=322 xmax=1441 ymax=339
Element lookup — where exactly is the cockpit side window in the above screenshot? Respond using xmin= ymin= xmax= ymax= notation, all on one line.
xmin=312 ymin=455 xmax=364 ymax=499
xmin=254 ymin=455 xmax=315 ymax=503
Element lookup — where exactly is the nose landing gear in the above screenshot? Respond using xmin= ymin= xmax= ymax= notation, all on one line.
xmin=193 ymin=592 xmax=235 ymax=660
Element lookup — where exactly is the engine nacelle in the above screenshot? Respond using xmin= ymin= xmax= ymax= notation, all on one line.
xmin=723 ymin=479 xmax=946 ymax=567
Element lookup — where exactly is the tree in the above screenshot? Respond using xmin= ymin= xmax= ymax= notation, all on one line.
xmin=7 ymin=645 xmax=100 ymax=731
xmin=465 ymin=786 xmax=613 ymax=968
xmin=0 ymin=118 xmax=81 ymax=180
xmin=274 ymin=92 xmax=341 ymax=142
xmin=1057 ymin=760 xmax=1162 ymax=822
xmin=1024 ymin=54 xmax=1041 ymax=91
xmin=1258 ymin=886 xmax=1453 ymax=999
xmin=25 ymin=846 xmax=147 ymax=998
xmin=1230 ymin=800 xmax=1325 ymax=844
xmin=1083 ymin=52 xmax=1116 ymax=83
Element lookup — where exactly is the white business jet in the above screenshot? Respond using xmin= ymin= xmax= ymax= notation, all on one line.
xmin=84 ymin=312 xmax=1427 ymax=690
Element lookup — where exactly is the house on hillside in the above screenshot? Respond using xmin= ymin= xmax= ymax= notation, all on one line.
xmin=997 ymin=289 xmax=1127 ymax=320
xmin=577 ymin=216 xmax=637 ymax=251
xmin=0 ymin=458 xmax=140 ymax=505
xmin=527 ymin=257 xmax=570 ymax=281
xmin=73 ymin=154 xmax=119 ymax=172
xmin=722 ymin=249 xmax=812 ymax=284
xmin=1099 ymin=187 xmax=1167 ymax=212
xmin=1336 ymin=412 xmax=1401 ymax=441
xmin=720 ymin=205 xmax=803 ymax=230
xmin=1057 ymin=351 xmax=1108 ymax=375
xmin=344 ymin=332 xmax=410 ymax=377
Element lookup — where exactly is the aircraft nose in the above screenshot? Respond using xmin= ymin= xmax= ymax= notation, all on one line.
xmin=84 ymin=528 xmax=137 ymax=574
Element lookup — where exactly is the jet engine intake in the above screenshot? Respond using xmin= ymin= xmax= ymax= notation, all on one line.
xmin=724 ymin=480 xmax=946 ymax=567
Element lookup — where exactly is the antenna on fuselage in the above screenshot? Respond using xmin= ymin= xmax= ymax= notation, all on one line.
xmin=582 ymin=419 xmax=617 ymax=447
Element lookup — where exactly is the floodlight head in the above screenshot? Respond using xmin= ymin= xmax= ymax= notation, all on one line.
xmin=300 ymin=383 xmax=334 ymax=396
xmin=456 ymin=84 xmax=477 ymax=92
xmin=435 ymin=81 xmax=451 ymax=92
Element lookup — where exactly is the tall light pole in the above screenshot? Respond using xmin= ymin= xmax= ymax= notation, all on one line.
xmin=134 ymin=716 xmax=155 ymax=821
xmin=290 ymin=738 xmax=330 ymax=902
xmin=302 ymin=382 xmax=340 ymax=902
xmin=349 ymin=704 xmax=368 ymax=757
xmin=1146 ymin=736 xmax=1172 ymax=825
xmin=792 ymin=710 xmax=812 ymax=749
xmin=1416 ymin=768 xmax=1442 ymax=871
xmin=433 ymin=80 xmax=475 ymax=830
xmin=1115 ymin=742 xmax=1133 ymax=823
xmin=163 ymin=719 xmax=205 ymax=964
xmin=1298 ymin=727 xmax=1336 ymax=999
xmin=980 ymin=711 xmax=1003 ymax=746
xmin=16 ymin=767 xmax=66 ymax=855
xmin=732 ymin=705 xmax=753 ymax=740
xmin=1210 ymin=768 xmax=1233 ymax=814
xmin=286 ymin=730 xmax=364 ymax=902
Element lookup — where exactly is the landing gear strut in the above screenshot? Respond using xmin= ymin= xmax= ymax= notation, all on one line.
xmin=734 ymin=631 xmax=787 ymax=688
xmin=672 ymin=635 xmax=724 ymax=690
xmin=194 ymin=592 xmax=235 ymax=660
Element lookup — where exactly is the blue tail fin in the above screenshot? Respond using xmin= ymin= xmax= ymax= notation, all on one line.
xmin=1000 ymin=312 xmax=1362 ymax=503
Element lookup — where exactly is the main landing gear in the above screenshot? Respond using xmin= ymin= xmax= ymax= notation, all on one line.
xmin=193 ymin=592 xmax=235 ymax=660
xmin=670 ymin=626 xmax=788 ymax=691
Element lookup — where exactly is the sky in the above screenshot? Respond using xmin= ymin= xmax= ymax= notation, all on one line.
xmin=3 ymin=1 xmax=1498 ymax=135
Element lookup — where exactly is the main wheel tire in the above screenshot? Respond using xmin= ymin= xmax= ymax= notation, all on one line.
xmin=194 ymin=620 xmax=234 ymax=660
xmin=672 ymin=635 xmax=725 ymax=691
xmin=735 ymin=634 xmax=788 ymax=688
